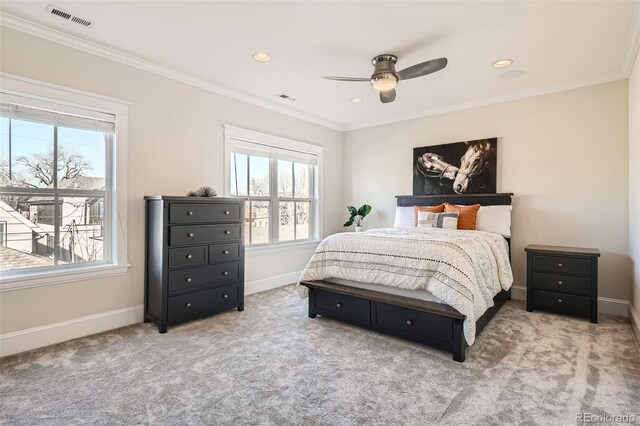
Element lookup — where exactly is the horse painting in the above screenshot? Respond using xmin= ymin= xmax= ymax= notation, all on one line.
xmin=413 ymin=138 xmax=497 ymax=195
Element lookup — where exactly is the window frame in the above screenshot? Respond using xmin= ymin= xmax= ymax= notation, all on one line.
xmin=0 ymin=73 xmax=130 ymax=291
xmin=224 ymin=125 xmax=323 ymax=252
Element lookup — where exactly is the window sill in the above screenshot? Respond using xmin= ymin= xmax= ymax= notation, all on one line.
xmin=0 ymin=263 xmax=131 ymax=292
xmin=246 ymin=240 xmax=320 ymax=256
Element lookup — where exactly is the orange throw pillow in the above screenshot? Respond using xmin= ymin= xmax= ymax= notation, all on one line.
xmin=414 ymin=204 xmax=445 ymax=226
xmin=444 ymin=203 xmax=480 ymax=230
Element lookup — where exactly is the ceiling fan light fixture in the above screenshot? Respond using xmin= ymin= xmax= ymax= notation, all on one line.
xmin=492 ymin=59 xmax=513 ymax=68
xmin=371 ymin=73 xmax=398 ymax=92
xmin=253 ymin=52 xmax=271 ymax=62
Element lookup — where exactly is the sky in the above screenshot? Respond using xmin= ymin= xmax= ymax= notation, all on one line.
xmin=0 ymin=117 xmax=106 ymax=188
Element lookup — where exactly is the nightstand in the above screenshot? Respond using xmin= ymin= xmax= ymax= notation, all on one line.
xmin=525 ymin=245 xmax=600 ymax=323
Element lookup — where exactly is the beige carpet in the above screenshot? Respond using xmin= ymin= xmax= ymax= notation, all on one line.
xmin=1 ymin=285 xmax=639 ymax=425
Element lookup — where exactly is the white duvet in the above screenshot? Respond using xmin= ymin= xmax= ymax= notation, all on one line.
xmin=297 ymin=227 xmax=513 ymax=345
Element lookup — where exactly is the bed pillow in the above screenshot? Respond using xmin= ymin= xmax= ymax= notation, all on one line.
xmin=417 ymin=211 xmax=459 ymax=229
xmin=444 ymin=203 xmax=480 ymax=230
xmin=476 ymin=205 xmax=512 ymax=237
xmin=393 ymin=206 xmax=417 ymax=228
xmin=413 ymin=204 xmax=445 ymax=226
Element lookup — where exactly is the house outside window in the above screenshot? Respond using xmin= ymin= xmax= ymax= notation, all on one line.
xmin=0 ymin=74 xmax=129 ymax=288
xmin=224 ymin=126 xmax=323 ymax=249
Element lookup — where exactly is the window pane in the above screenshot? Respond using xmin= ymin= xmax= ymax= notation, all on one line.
xmin=296 ymin=201 xmax=310 ymax=240
xmin=0 ymin=194 xmax=55 ymax=271
xmin=277 ymin=160 xmax=292 ymax=197
xmin=58 ymin=195 xmax=105 ymax=264
xmin=249 ymin=201 xmax=270 ymax=245
xmin=279 ymin=201 xmax=295 ymax=242
xmin=249 ymin=155 xmax=269 ymax=197
xmin=57 ymin=127 xmax=106 ymax=189
xmin=230 ymin=153 xmax=248 ymax=196
xmin=294 ymin=163 xmax=310 ymax=198
xmin=5 ymin=119 xmax=54 ymax=188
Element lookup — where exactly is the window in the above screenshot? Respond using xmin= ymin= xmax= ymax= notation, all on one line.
xmin=0 ymin=73 xmax=128 ymax=287
xmin=224 ymin=126 xmax=323 ymax=248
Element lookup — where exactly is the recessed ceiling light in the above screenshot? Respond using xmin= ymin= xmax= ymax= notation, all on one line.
xmin=499 ymin=70 xmax=526 ymax=80
xmin=350 ymin=98 xmax=363 ymax=104
xmin=492 ymin=59 xmax=513 ymax=68
xmin=253 ymin=52 xmax=271 ymax=62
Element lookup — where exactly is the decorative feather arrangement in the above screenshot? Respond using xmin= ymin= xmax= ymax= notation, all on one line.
xmin=186 ymin=186 xmax=218 ymax=197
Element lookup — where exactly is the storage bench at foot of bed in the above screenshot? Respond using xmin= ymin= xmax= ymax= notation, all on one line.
xmin=303 ymin=280 xmax=510 ymax=362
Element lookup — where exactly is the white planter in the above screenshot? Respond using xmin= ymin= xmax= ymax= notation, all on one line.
xmin=355 ymin=226 xmax=363 ymax=232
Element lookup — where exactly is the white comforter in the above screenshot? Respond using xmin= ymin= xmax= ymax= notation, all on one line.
xmin=297 ymin=227 xmax=513 ymax=345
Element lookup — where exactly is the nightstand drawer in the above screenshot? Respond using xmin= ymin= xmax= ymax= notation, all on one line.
xmin=533 ymin=289 xmax=589 ymax=316
xmin=532 ymin=272 xmax=589 ymax=296
xmin=532 ymin=255 xmax=590 ymax=276
xmin=170 ymin=203 xmax=241 ymax=223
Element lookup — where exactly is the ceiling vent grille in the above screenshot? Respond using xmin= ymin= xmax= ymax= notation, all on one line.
xmin=46 ymin=5 xmax=92 ymax=27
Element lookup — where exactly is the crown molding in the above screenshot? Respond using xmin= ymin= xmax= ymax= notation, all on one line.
xmin=0 ymin=12 xmax=344 ymax=131
xmin=623 ymin=1 xmax=640 ymax=77
xmin=343 ymin=73 xmax=626 ymax=131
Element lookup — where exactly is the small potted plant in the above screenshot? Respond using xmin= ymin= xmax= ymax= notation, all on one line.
xmin=344 ymin=204 xmax=372 ymax=232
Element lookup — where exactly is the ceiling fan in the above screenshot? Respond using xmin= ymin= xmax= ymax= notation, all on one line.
xmin=323 ymin=54 xmax=448 ymax=104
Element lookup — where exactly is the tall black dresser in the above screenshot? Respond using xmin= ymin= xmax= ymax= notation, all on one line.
xmin=144 ymin=196 xmax=244 ymax=333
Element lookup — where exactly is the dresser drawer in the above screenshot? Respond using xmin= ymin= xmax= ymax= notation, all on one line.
xmin=373 ymin=302 xmax=452 ymax=345
xmin=533 ymin=272 xmax=589 ymax=296
xmin=533 ymin=289 xmax=589 ymax=316
xmin=170 ymin=224 xmax=241 ymax=246
xmin=168 ymin=284 xmax=239 ymax=321
xmin=532 ymin=255 xmax=590 ymax=276
xmin=169 ymin=203 xmax=241 ymax=223
xmin=168 ymin=262 xmax=240 ymax=294
xmin=314 ymin=289 xmax=370 ymax=323
xmin=168 ymin=246 xmax=207 ymax=269
xmin=209 ymin=243 xmax=241 ymax=263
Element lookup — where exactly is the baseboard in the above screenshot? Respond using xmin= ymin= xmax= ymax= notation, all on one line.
xmin=630 ymin=303 xmax=640 ymax=347
xmin=0 ymin=305 xmax=143 ymax=358
xmin=245 ymin=270 xmax=302 ymax=296
xmin=509 ymin=285 xmax=628 ymax=317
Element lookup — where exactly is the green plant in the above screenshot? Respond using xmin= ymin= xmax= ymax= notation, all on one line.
xmin=343 ymin=204 xmax=372 ymax=227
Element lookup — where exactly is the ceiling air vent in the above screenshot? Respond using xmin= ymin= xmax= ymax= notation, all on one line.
xmin=46 ymin=5 xmax=92 ymax=27
xmin=276 ymin=93 xmax=296 ymax=101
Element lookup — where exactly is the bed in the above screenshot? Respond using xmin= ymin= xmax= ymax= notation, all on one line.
xmin=298 ymin=193 xmax=514 ymax=362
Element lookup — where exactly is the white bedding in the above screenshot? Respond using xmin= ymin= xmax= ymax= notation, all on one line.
xmin=297 ymin=227 xmax=513 ymax=345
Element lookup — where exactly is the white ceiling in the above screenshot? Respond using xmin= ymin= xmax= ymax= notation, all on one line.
xmin=1 ymin=1 xmax=638 ymax=130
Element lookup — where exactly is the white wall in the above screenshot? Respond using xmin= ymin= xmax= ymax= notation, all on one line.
xmin=629 ymin=47 xmax=640 ymax=343
xmin=342 ymin=81 xmax=630 ymax=301
xmin=0 ymin=27 xmax=343 ymax=336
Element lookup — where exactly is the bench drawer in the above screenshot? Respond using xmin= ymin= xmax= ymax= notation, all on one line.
xmin=314 ymin=289 xmax=370 ymax=323
xmin=373 ymin=302 xmax=453 ymax=345
xmin=532 ymin=255 xmax=589 ymax=276
xmin=169 ymin=203 xmax=241 ymax=223
xmin=170 ymin=224 xmax=241 ymax=246
xmin=168 ymin=285 xmax=239 ymax=321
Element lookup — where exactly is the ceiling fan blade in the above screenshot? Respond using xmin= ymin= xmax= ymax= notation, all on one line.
xmin=397 ymin=57 xmax=448 ymax=80
xmin=380 ymin=88 xmax=396 ymax=103
xmin=323 ymin=76 xmax=371 ymax=82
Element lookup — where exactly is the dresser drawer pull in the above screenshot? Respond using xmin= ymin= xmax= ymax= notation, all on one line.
xmin=223 ymin=250 xmax=229 ymax=254
xmin=557 ymin=263 xmax=563 ymax=268
xmin=406 ymin=320 xmax=413 ymax=326
xmin=223 ymin=271 xmax=229 ymax=276
xmin=186 ymin=277 xmax=192 ymax=283
xmin=223 ymin=294 xmax=229 ymax=299
xmin=336 ymin=302 xmax=343 ymax=308
xmin=186 ymin=254 xmax=193 ymax=260
xmin=557 ymin=299 xmax=563 ymax=303
xmin=186 ymin=302 xmax=192 ymax=308
xmin=187 ymin=211 xmax=194 ymax=216
xmin=558 ymin=280 xmax=563 ymax=285
xmin=224 ymin=210 xmax=230 ymax=215
xmin=224 ymin=230 xmax=231 ymax=235
xmin=188 ymin=232 xmax=194 ymax=238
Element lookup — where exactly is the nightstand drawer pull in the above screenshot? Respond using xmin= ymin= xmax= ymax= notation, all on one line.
xmin=336 ymin=302 xmax=343 ymax=308
xmin=557 ymin=299 xmax=563 ymax=303
xmin=558 ymin=280 xmax=563 ymax=285
xmin=557 ymin=263 xmax=563 ymax=267
xmin=406 ymin=320 xmax=413 ymax=326
xmin=186 ymin=302 xmax=192 ymax=308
